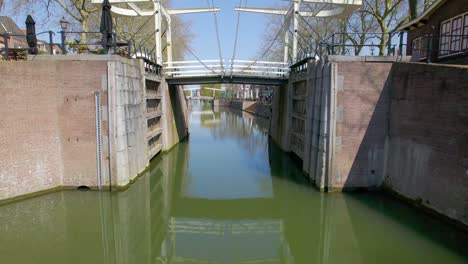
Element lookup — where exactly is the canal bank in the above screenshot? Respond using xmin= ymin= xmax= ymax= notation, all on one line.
xmin=0 ymin=103 xmax=467 ymax=263
xmin=213 ymin=99 xmax=272 ymax=119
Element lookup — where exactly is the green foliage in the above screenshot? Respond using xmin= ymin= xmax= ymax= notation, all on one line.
xmin=200 ymin=84 xmax=222 ymax=97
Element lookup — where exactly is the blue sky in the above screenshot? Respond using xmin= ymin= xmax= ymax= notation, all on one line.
xmin=1 ymin=0 xmax=286 ymax=61
xmin=170 ymin=0 xmax=284 ymax=61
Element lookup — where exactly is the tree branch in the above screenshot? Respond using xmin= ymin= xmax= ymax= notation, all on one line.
xmin=53 ymin=0 xmax=82 ymax=22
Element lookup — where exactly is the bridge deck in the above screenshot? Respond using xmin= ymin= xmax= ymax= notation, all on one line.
xmin=166 ymin=74 xmax=288 ymax=85
xmin=164 ymin=60 xmax=289 ymax=86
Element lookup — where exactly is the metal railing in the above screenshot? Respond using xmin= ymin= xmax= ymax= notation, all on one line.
xmin=1 ymin=31 xmax=60 ymax=60
xmin=0 ymin=30 xmax=162 ymax=75
xmin=326 ymin=32 xmax=407 ymax=57
xmin=292 ymin=32 xmax=409 ymax=62
xmin=164 ymin=59 xmax=290 ymax=79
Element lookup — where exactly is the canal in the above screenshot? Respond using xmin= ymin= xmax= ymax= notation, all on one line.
xmin=0 ymin=101 xmax=467 ymax=263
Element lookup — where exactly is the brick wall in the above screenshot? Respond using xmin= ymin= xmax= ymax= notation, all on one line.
xmin=0 ymin=56 xmax=189 ymax=202
xmin=0 ymin=60 xmax=108 ymax=200
xmin=331 ymin=62 xmax=393 ymax=189
xmin=384 ymin=62 xmax=468 ymax=224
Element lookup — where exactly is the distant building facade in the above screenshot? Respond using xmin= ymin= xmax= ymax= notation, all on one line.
xmin=0 ymin=16 xmax=28 ymax=49
xmin=399 ymin=0 xmax=468 ymax=64
xmin=1 ymin=16 xmax=63 ymax=57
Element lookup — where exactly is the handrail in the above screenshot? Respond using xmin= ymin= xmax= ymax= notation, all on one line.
xmin=164 ymin=59 xmax=290 ymax=79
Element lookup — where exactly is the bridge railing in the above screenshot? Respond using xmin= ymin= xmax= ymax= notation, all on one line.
xmin=164 ymin=59 xmax=289 ymax=78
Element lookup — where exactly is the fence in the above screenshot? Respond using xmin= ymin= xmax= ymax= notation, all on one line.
xmin=164 ymin=60 xmax=289 ymax=78
xmin=0 ymin=31 xmax=58 ymax=60
xmin=0 ymin=30 xmax=162 ymax=76
xmin=293 ymin=32 xmax=409 ymax=63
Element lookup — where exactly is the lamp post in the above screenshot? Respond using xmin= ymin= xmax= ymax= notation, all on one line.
xmin=59 ymin=17 xmax=69 ymax=54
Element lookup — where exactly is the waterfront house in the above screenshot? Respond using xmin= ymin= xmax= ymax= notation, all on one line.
xmin=399 ymin=0 xmax=468 ymax=64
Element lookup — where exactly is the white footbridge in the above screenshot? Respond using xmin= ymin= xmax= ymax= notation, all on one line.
xmin=92 ymin=0 xmax=362 ymax=85
xmin=164 ymin=59 xmax=290 ymax=85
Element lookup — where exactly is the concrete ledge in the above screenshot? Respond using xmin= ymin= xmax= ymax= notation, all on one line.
xmin=28 ymin=54 xmax=135 ymax=63
xmin=382 ymin=186 xmax=468 ymax=231
xmin=0 ymin=186 xmax=63 ymax=207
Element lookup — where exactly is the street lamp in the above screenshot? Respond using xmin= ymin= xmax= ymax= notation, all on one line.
xmin=59 ymin=17 xmax=69 ymax=54
xmin=60 ymin=17 xmax=69 ymax=31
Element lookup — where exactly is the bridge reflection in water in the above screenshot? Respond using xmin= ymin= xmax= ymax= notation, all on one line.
xmin=0 ymin=102 xmax=467 ymax=264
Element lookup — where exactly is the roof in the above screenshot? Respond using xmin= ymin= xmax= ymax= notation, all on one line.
xmin=397 ymin=0 xmax=448 ymax=31
xmin=0 ymin=16 xmax=27 ymax=43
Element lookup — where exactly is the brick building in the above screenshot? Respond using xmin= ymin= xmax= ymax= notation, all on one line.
xmin=399 ymin=0 xmax=468 ymax=64
xmin=0 ymin=16 xmax=27 ymax=49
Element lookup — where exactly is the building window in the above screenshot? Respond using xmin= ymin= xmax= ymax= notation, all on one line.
xmin=412 ymin=37 xmax=427 ymax=59
xmin=440 ymin=21 xmax=451 ymax=55
xmin=451 ymin=16 xmax=462 ymax=52
xmin=463 ymin=14 xmax=468 ymax=50
xmin=440 ymin=11 xmax=468 ymax=57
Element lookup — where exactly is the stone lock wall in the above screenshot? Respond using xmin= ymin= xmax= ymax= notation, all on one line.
xmin=384 ymin=63 xmax=468 ymax=225
xmin=0 ymin=56 xmax=189 ymax=203
xmin=0 ymin=60 xmax=109 ymax=200
xmin=271 ymin=58 xmax=467 ymax=225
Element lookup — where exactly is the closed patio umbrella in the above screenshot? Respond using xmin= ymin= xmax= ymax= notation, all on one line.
xmin=100 ymin=0 xmax=113 ymax=52
xmin=25 ymin=15 xmax=38 ymax=54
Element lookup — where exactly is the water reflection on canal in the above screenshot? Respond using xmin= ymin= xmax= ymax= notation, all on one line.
xmin=0 ymin=101 xmax=467 ymax=264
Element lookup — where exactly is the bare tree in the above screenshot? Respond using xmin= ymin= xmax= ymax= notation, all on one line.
xmin=345 ymin=9 xmax=379 ymax=55
xmin=362 ymin=0 xmax=410 ymax=55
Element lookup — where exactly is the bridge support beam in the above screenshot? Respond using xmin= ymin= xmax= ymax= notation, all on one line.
xmin=235 ymin=0 xmax=361 ymax=63
xmin=154 ymin=2 xmax=163 ymax=64
xmin=293 ymin=1 xmax=300 ymax=63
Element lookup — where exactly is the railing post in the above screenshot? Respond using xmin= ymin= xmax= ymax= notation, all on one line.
xmin=103 ymin=32 xmax=108 ymax=54
xmin=3 ymin=33 xmax=9 ymax=60
xmin=341 ymin=33 xmax=346 ymax=55
xmin=331 ymin=34 xmax=335 ymax=55
xmin=60 ymin=31 xmax=67 ymax=55
xmin=127 ymin=40 xmax=132 ymax=58
xmin=399 ymin=32 xmax=404 ymax=56
xmin=387 ymin=32 xmax=393 ymax=55
xmin=113 ymin=33 xmax=117 ymax=54
xmin=48 ymin=31 xmax=54 ymax=55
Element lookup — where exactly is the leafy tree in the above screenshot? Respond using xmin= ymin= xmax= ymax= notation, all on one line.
xmin=201 ymin=84 xmax=222 ymax=97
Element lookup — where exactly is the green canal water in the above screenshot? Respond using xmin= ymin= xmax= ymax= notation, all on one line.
xmin=0 ymin=102 xmax=467 ymax=264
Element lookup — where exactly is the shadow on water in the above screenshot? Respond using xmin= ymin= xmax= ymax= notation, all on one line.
xmin=0 ymin=101 xmax=466 ymax=263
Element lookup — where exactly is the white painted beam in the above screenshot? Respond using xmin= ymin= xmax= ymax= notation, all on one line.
xmin=300 ymin=7 xmax=346 ymax=17
xmin=235 ymin=7 xmax=288 ymax=15
xmin=301 ymin=0 xmax=362 ymax=5
xmin=92 ymin=0 xmax=149 ymax=3
xmin=127 ymin=3 xmax=143 ymax=15
xmin=168 ymin=8 xmax=220 ymax=15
